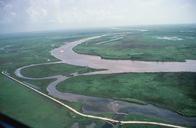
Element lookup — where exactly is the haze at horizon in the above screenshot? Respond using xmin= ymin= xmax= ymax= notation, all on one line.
xmin=0 ymin=0 xmax=196 ymax=33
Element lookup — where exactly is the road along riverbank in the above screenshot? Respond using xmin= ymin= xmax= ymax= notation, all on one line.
xmin=13 ymin=36 xmax=196 ymax=127
xmin=2 ymin=71 xmax=186 ymax=128
xmin=14 ymin=62 xmax=196 ymax=127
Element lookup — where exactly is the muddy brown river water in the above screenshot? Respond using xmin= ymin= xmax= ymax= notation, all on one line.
xmin=15 ymin=36 xmax=196 ymax=127
xmin=51 ymin=36 xmax=196 ymax=74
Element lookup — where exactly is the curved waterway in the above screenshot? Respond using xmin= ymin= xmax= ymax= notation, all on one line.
xmin=51 ymin=36 xmax=196 ymax=74
xmin=15 ymin=36 xmax=196 ymax=127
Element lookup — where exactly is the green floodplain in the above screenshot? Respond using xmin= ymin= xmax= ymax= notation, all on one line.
xmin=74 ymin=25 xmax=196 ymax=61
xmin=0 ymin=25 xmax=196 ymax=128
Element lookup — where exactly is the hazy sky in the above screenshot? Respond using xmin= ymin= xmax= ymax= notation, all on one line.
xmin=0 ymin=0 xmax=196 ymax=33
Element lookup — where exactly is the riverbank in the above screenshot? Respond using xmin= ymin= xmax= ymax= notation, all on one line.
xmin=0 ymin=28 xmax=196 ymax=127
xmin=13 ymin=36 xmax=196 ymax=127
xmin=2 ymin=72 xmax=187 ymax=128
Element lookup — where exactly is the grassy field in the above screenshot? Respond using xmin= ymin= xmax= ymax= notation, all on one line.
xmin=57 ymin=72 xmax=196 ymax=116
xmin=20 ymin=63 xmax=96 ymax=93
xmin=0 ymin=74 xmax=166 ymax=128
xmin=21 ymin=63 xmax=95 ymax=78
xmin=0 ymin=32 xmax=82 ymax=73
xmin=1 ymin=26 xmax=196 ymax=127
xmin=0 ymin=75 xmax=106 ymax=128
xmin=0 ymin=31 xmax=105 ymax=128
xmin=74 ymin=25 xmax=196 ymax=61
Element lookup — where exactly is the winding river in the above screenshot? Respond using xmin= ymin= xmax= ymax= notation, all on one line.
xmin=15 ymin=36 xmax=196 ymax=127
xmin=51 ymin=36 xmax=196 ymax=74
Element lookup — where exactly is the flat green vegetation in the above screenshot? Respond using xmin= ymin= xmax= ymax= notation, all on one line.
xmin=57 ymin=72 xmax=196 ymax=116
xmin=74 ymin=25 xmax=196 ymax=61
xmin=0 ymin=74 xmax=166 ymax=128
xmin=19 ymin=62 xmax=97 ymax=94
xmin=0 ymin=31 xmax=105 ymax=128
xmin=21 ymin=63 xmax=95 ymax=93
xmin=1 ymin=25 xmax=196 ymax=127
xmin=24 ymin=79 xmax=54 ymax=93
xmin=0 ymin=75 xmax=105 ymax=128
xmin=0 ymin=32 xmax=84 ymax=73
xmin=21 ymin=63 xmax=95 ymax=78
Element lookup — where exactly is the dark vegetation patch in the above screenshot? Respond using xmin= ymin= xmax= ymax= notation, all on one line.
xmin=74 ymin=26 xmax=196 ymax=61
xmin=57 ymin=72 xmax=196 ymax=116
xmin=21 ymin=63 xmax=95 ymax=78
